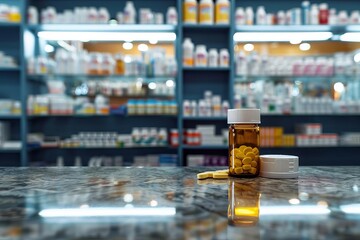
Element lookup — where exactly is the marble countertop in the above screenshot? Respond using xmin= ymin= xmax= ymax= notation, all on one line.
xmin=0 ymin=166 xmax=359 ymax=239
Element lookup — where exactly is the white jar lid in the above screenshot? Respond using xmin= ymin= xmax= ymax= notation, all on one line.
xmin=260 ymin=154 xmax=299 ymax=179
xmin=227 ymin=109 xmax=260 ymax=124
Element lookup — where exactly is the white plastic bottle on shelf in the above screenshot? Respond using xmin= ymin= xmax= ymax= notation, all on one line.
xmin=98 ymin=7 xmax=110 ymax=24
xmin=124 ymin=1 xmax=136 ymax=24
xmin=199 ymin=0 xmax=213 ymax=24
xmin=47 ymin=7 xmax=57 ymax=23
xmin=301 ymin=1 xmax=310 ymax=25
xmin=157 ymin=128 xmax=168 ymax=146
xmin=329 ymin=8 xmax=337 ymax=25
xmin=28 ymin=6 xmax=38 ymax=24
xmin=88 ymin=7 xmax=98 ymax=24
xmin=183 ymin=0 xmax=197 ymax=24
xmin=245 ymin=7 xmax=254 ymax=25
xmin=277 ymin=10 xmax=285 ymax=25
xmin=235 ymin=7 xmax=245 ymax=25
xmin=183 ymin=100 xmax=191 ymax=116
xmin=256 ymin=6 xmax=266 ymax=25
xmin=219 ymin=49 xmax=229 ymax=67
xmin=338 ymin=11 xmax=349 ymax=25
xmin=215 ymin=0 xmax=230 ymax=24
xmin=310 ymin=4 xmax=319 ymax=25
xmin=236 ymin=51 xmax=247 ymax=76
xmin=167 ymin=7 xmax=178 ymax=25
xmin=190 ymin=100 xmax=197 ymax=116
xmin=183 ymin=38 xmax=194 ymax=67
xmin=195 ymin=45 xmax=208 ymax=67
xmin=350 ymin=10 xmax=360 ymax=24
xmin=208 ymin=49 xmax=218 ymax=67
xmin=221 ymin=100 xmax=229 ymax=116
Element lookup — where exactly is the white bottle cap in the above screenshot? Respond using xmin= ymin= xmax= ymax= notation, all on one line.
xmin=260 ymin=154 xmax=299 ymax=178
xmin=227 ymin=108 xmax=260 ymax=124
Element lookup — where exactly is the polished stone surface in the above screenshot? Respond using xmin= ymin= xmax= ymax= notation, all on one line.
xmin=0 ymin=166 xmax=359 ymax=239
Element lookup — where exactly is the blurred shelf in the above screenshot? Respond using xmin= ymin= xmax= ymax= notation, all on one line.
xmin=0 ymin=115 xmax=21 ymax=119
xmin=0 ymin=67 xmax=20 ymax=71
xmin=183 ymin=66 xmax=230 ymax=71
xmin=234 ymin=75 xmax=357 ymax=83
xmin=0 ymin=22 xmax=21 ymax=28
xmin=235 ymin=24 xmax=360 ymax=33
xmin=0 ymin=148 xmax=21 ymax=153
xmin=28 ymin=114 xmax=177 ymax=118
xmin=28 ymin=146 xmax=173 ymax=151
xmin=28 ymin=74 xmax=176 ymax=82
xmin=183 ymin=24 xmax=230 ymax=29
xmin=27 ymin=24 xmax=177 ymax=32
xmin=183 ymin=116 xmax=226 ymax=120
xmin=183 ymin=145 xmax=227 ymax=150
xmin=235 ymin=25 xmax=337 ymax=32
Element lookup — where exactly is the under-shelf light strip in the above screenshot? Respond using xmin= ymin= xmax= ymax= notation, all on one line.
xmin=233 ymin=32 xmax=333 ymax=42
xmin=38 ymin=31 xmax=176 ymax=42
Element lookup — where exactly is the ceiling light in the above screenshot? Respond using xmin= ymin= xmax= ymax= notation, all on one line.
xmin=340 ymin=32 xmax=360 ymax=42
xmin=38 ymin=32 xmax=176 ymax=42
xmin=165 ymin=79 xmax=175 ymax=87
xmin=299 ymin=43 xmax=311 ymax=51
xmin=334 ymin=82 xmax=345 ymax=93
xmin=243 ymin=43 xmax=254 ymax=51
xmin=148 ymin=82 xmax=157 ymax=90
xmin=44 ymin=44 xmax=55 ymax=53
xmin=290 ymin=39 xmax=302 ymax=44
xmin=234 ymin=32 xmax=332 ymax=42
xmin=138 ymin=43 xmax=149 ymax=52
xmin=123 ymin=42 xmax=133 ymax=50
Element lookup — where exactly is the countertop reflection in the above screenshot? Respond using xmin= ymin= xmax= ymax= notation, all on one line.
xmin=0 ymin=166 xmax=359 ymax=239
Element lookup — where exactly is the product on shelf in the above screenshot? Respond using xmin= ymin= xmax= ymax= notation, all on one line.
xmin=184 ymin=125 xmax=227 ymax=146
xmin=199 ymin=0 xmax=214 ymax=24
xmin=183 ymin=90 xmax=229 ymax=117
xmin=187 ymin=154 xmax=227 ymax=166
xmin=341 ymin=132 xmax=360 ymax=146
xmin=182 ymin=38 xmax=228 ymax=68
xmin=215 ymin=0 xmax=230 ymax=24
xmin=32 ymin=4 xmax=177 ymax=25
xmin=0 ymin=4 xmax=21 ymax=23
xmin=133 ymin=154 xmax=177 ymax=166
xmin=28 ymin=128 xmax=171 ymax=149
xmin=236 ymin=3 xmax=360 ymax=26
xmin=0 ymin=99 xmax=21 ymax=115
xmin=127 ymin=99 xmax=177 ymax=116
xmin=0 ymin=51 xmax=17 ymax=68
xmin=28 ymin=47 xmax=177 ymax=77
xmin=0 ymin=122 xmax=9 ymax=147
xmin=183 ymin=0 xmax=197 ymax=24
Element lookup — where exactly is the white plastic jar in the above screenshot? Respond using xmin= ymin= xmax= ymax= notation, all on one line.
xmin=195 ymin=45 xmax=208 ymax=67
xmin=208 ymin=48 xmax=218 ymax=67
xmin=219 ymin=48 xmax=229 ymax=67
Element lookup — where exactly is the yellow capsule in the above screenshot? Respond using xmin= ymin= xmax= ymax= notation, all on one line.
xmin=213 ymin=172 xmax=228 ymax=179
xmin=231 ymin=148 xmax=240 ymax=156
xmin=242 ymin=157 xmax=252 ymax=165
xmin=234 ymin=159 xmax=243 ymax=167
xmin=249 ymin=167 xmax=257 ymax=175
xmin=215 ymin=169 xmax=229 ymax=173
xmin=234 ymin=167 xmax=244 ymax=174
xmin=197 ymin=172 xmax=213 ymax=180
xmin=243 ymin=164 xmax=251 ymax=170
xmin=243 ymin=147 xmax=253 ymax=154
xmin=235 ymin=151 xmax=245 ymax=159
xmin=252 ymin=147 xmax=259 ymax=154
xmin=239 ymin=145 xmax=247 ymax=152
xmin=246 ymin=152 xmax=256 ymax=160
xmin=251 ymin=160 xmax=257 ymax=168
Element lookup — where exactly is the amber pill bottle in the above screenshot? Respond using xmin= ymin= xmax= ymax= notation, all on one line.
xmin=227 ymin=109 xmax=260 ymax=178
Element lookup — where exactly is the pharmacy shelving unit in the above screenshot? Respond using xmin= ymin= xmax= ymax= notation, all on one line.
xmin=23 ymin=0 xmax=181 ymax=166
xmin=0 ymin=0 xmax=26 ymax=166
xmin=179 ymin=0 xmax=236 ymax=165
xmin=232 ymin=0 xmax=360 ymax=165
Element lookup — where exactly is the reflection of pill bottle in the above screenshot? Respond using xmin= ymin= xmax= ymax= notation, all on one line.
xmin=228 ymin=179 xmax=260 ymax=228
xmin=227 ymin=109 xmax=260 ymax=178
xmin=199 ymin=0 xmax=213 ymax=24
xmin=183 ymin=0 xmax=197 ymax=24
